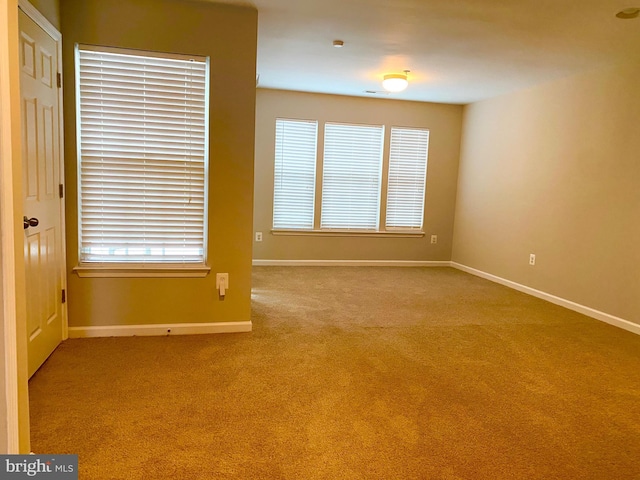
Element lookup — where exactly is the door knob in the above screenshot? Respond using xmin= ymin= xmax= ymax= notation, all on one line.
xmin=23 ymin=216 xmax=39 ymax=229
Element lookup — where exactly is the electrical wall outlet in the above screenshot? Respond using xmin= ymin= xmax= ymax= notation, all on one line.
xmin=216 ymin=273 xmax=229 ymax=296
xmin=431 ymin=234 xmax=438 ymax=244
xmin=529 ymin=254 xmax=536 ymax=266
xmin=255 ymin=232 xmax=263 ymax=242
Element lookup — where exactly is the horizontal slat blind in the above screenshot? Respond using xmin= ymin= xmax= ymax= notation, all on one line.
xmin=386 ymin=127 xmax=429 ymax=229
xmin=321 ymin=123 xmax=384 ymax=230
xmin=76 ymin=47 xmax=208 ymax=263
xmin=273 ymin=118 xmax=318 ymax=229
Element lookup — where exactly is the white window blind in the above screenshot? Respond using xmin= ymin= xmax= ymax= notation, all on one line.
xmin=321 ymin=123 xmax=384 ymax=230
xmin=273 ymin=118 xmax=318 ymax=229
xmin=386 ymin=127 xmax=429 ymax=229
xmin=76 ymin=46 xmax=208 ymax=263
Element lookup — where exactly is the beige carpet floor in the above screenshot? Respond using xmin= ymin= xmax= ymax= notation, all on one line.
xmin=29 ymin=267 xmax=640 ymax=479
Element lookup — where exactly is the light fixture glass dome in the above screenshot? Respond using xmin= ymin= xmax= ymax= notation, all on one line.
xmin=382 ymin=73 xmax=408 ymax=92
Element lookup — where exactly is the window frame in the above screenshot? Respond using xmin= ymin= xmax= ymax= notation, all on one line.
xmin=320 ymin=122 xmax=385 ymax=231
xmin=271 ymin=119 xmax=429 ymax=237
xmin=385 ymin=126 xmax=430 ymax=231
xmin=272 ymin=118 xmax=318 ymax=230
xmin=73 ymin=44 xmax=211 ymax=277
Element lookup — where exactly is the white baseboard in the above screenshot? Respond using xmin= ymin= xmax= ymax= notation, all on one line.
xmin=68 ymin=321 xmax=252 ymax=338
xmin=251 ymin=259 xmax=639 ymax=335
xmin=451 ymin=262 xmax=640 ymax=336
xmin=252 ymin=259 xmax=451 ymax=267
xmin=77 ymin=264 xmax=634 ymax=338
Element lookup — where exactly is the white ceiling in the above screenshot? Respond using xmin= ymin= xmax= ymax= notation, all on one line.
xmin=213 ymin=0 xmax=640 ymax=104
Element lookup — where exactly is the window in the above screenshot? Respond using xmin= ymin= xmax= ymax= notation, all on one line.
xmin=321 ymin=123 xmax=384 ymax=230
xmin=272 ymin=119 xmax=429 ymax=234
xmin=386 ymin=127 xmax=429 ymax=229
xmin=273 ymin=118 xmax=317 ymax=229
xmin=75 ymin=45 xmax=209 ymax=264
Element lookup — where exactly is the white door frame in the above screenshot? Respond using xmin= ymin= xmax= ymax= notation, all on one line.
xmin=1 ymin=0 xmax=66 ymax=453
xmin=1 ymin=0 xmax=23 ymax=454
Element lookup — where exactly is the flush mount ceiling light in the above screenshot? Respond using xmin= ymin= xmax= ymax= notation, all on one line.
xmin=382 ymin=71 xmax=409 ymax=93
xmin=616 ymin=7 xmax=640 ymax=18
xmin=333 ymin=40 xmax=345 ymax=48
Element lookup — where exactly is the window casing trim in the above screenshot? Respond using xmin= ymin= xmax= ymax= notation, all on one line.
xmin=76 ymin=43 xmax=207 ymax=63
xmin=73 ymin=264 xmax=211 ymax=278
xmin=271 ymin=119 xmax=430 ymax=234
xmin=271 ymin=229 xmax=424 ymax=238
xmin=74 ymin=44 xmax=210 ymax=267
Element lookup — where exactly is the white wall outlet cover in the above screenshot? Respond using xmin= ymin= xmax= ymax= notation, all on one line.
xmin=216 ymin=273 xmax=229 ymax=288
xmin=216 ymin=273 xmax=229 ymax=296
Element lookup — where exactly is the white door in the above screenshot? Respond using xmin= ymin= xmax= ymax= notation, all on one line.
xmin=19 ymin=8 xmax=65 ymax=378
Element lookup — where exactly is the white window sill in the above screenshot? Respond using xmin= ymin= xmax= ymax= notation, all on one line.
xmin=271 ymin=229 xmax=425 ymax=238
xmin=73 ymin=264 xmax=211 ymax=278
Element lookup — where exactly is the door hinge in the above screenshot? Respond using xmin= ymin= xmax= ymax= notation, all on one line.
xmin=59 ymin=183 xmax=64 ymax=198
xmin=56 ymin=72 xmax=62 ymax=88
xmin=61 ymin=289 xmax=66 ymax=304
